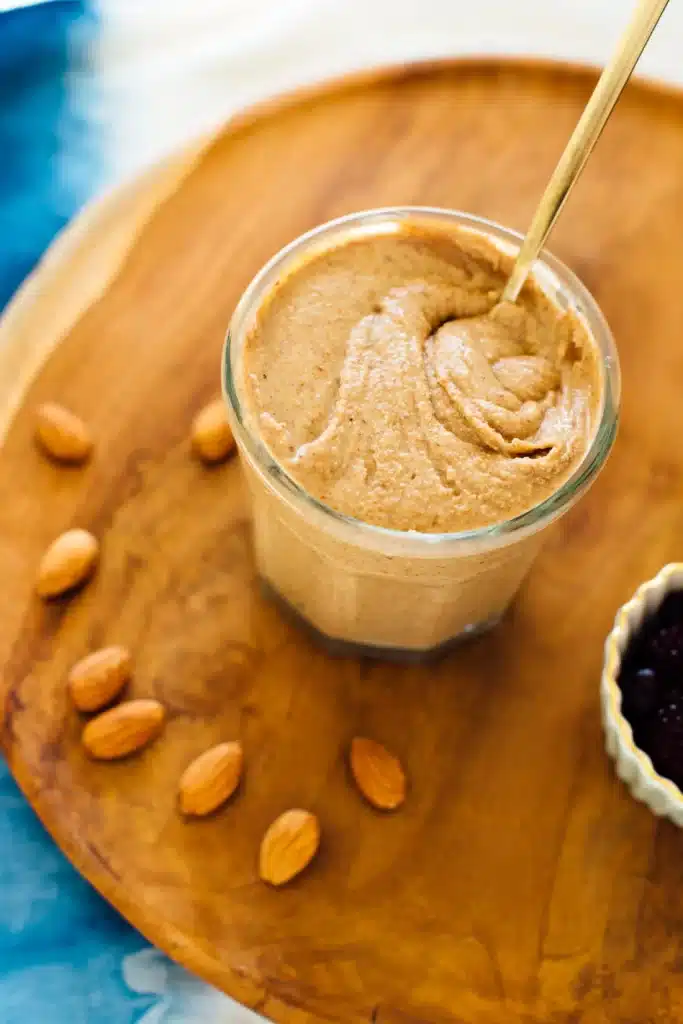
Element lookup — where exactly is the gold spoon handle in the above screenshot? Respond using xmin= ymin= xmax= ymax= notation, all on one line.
xmin=502 ymin=0 xmax=670 ymax=303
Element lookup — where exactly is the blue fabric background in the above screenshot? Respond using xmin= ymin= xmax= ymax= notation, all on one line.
xmin=0 ymin=1 xmax=97 ymax=307
xmin=0 ymin=4 xmax=160 ymax=1021
xmin=0 ymin=771 xmax=155 ymax=1022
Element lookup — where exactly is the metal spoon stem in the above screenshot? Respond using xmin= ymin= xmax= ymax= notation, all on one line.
xmin=502 ymin=0 xmax=670 ymax=303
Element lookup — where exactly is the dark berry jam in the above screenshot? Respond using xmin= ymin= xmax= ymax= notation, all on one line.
xmin=618 ymin=590 xmax=683 ymax=791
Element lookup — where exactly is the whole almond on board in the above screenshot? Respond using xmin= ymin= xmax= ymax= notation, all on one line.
xmin=191 ymin=399 xmax=235 ymax=464
xmin=350 ymin=737 xmax=406 ymax=811
xmin=259 ymin=809 xmax=320 ymax=887
xmin=68 ymin=645 xmax=132 ymax=713
xmin=35 ymin=402 xmax=93 ymax=464
xmin=82 ymin=699 xmax=165 ymax=760
xmin=179 ymin=741 xmax=243 ymax=817
xmin=36 ymin=529 xmax=99 ymax=599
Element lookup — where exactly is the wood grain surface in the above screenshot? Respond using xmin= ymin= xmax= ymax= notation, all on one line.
xmin=1 ymin=60 xmax=683 ymax=1023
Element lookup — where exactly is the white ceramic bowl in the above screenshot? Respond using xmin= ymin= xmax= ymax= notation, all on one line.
xmin=601 ymin=563 xmax=683 ymax=827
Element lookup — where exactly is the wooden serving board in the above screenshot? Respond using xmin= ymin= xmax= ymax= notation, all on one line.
xmin=1 ymin=60 xmax=683 ymax=1024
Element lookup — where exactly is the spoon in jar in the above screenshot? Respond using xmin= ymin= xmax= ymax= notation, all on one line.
xmin=502 ymin=0 xmax=670 ymax=303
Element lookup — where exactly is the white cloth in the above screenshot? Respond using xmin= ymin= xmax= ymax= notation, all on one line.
xmin=94 ymin=0 xmax=682 ymax=184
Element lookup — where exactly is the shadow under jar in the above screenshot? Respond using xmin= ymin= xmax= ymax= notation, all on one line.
xmin=222 ymin=207 xmax=620 ymax=661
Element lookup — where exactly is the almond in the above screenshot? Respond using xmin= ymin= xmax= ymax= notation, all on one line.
xmin=179 ymin=741 xmax=243 ymax=817
xmin=36 ymin=529 xmax=99 ymax=599
xmin=350 ymin=737 xmax=406 ymax=810
xmin=35 ymin=402 xmax=93 ymax=464
xmin=191 ymin=399 xmax=235 ymax=464
xmin=68 ymin=645 xmax=132 ymax=713
xmin=259 ymin=809 xmax=320 ymax=887
xmin=82 ymin=699 xmax=165 ymax=760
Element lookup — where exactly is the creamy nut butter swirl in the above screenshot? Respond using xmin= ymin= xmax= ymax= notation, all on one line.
xmin=242 ymin=225 xmax=601 ymax=533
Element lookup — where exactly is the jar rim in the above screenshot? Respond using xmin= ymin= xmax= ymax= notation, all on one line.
xmin=222 ymin=206 xmax=620 ymax=549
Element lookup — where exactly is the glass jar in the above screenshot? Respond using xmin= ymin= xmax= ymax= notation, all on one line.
xmin=223 ymin=207 xmax=620 ymax=661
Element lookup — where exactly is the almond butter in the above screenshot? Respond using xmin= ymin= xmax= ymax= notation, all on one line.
xmin=82 ymin=699 xmax=165 ymax=760
xmin=350 ymin=737 xmax=406 ymax=810
xmin=35 ymin=402 xmax=93 ymax=464
xmin=259 ymin=809 xmax=320 ymax=887
xmin=68 ymin=645 xmax=132 ymax=713
xmin=179 ymin=741 xmax=243 ymax=816
xmin=36 ymin=529 xmax=99 ymax=599
xmin=191 ymin=399 xmax=235 ymax=464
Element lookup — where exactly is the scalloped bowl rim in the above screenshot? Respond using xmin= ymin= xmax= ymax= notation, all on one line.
xmin=601 ymin=563 xmax=683 ymax=815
